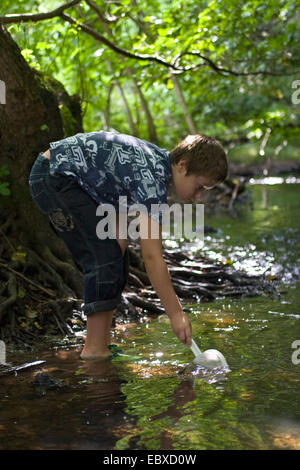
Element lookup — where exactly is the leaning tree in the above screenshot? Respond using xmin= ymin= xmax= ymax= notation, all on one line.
xmin=0 ymin=25 xmax=85 ymax=340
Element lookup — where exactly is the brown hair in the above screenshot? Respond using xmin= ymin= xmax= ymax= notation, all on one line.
xmin=169 ymin=134 xmax=228 ymax=183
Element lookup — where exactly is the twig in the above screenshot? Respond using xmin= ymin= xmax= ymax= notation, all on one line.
xmin=125 ymin=292 xmax=164 ymax=314
xmin=0 ymin=260 xmax=56 ymax=297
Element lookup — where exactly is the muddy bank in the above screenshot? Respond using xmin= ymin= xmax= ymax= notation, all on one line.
xmin=229 ymin=159 xmax=300 ymax=177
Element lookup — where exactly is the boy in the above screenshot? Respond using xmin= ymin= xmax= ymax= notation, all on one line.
xmin=29 ymin=131 xmax=227 ymax=360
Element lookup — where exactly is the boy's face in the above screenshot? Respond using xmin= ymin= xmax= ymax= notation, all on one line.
xmin=171 ymin=159 xmax=216 ymax=202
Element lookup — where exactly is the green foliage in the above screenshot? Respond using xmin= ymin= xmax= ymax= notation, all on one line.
xmin=1 ymin=0 xmax=300 ymax=160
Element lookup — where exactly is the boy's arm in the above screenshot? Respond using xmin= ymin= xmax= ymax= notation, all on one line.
xmin=138 ymin=211 xmax=192 ymax=346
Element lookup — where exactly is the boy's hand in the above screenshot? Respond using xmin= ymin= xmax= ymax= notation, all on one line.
xmin=169 ymin=310 xmax=192 ymax=347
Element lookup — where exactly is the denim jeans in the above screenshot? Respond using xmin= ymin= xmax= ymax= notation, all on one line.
xmin=29 ymin=153 xmax=129 ymax=315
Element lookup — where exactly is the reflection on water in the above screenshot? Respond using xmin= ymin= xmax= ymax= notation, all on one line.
xmin=1 ymin=181 xmax=300 ymax=450
xmin=0 ymin=348 xmax=129 ymax=450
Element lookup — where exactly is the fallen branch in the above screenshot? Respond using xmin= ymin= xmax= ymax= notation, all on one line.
xmin=0 ymin=360 xmax=46 ymax=377
xmin=125 ymin=292 xmax=164 ymax=315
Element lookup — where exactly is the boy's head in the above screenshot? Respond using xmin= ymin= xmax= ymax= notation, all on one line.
xmin=169 ymin=134 xmax=228 ymax=202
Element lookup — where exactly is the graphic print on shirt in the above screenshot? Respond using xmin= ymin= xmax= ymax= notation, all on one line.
xmin=49 ymin=131 xmax=172 ymax=223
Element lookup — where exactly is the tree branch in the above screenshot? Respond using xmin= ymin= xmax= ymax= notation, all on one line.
xmin=0 ymin=0 xmax=82 ymax=25
xmin=1 ymin=1 xmax=299 ymax=77
xmin=85 ymin=0 xmax=118 ymax=24
xmin=177 ymin=52 xmax=300 ymax=76
xmin=60 ymin=12 xmax=180 ymax=70
xmin=0 ymin=1 xmax=180 ymax=70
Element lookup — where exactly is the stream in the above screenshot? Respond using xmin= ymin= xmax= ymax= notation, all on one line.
xmin=1 ymin=177 xmax=300 ymax=450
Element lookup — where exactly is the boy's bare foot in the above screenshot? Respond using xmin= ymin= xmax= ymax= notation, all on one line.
xmin=80 ymin=347 xmax=112 ymax=361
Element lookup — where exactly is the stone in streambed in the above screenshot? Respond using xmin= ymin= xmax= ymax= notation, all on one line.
xmin=32 ymin=372 xmax=67 ymax=397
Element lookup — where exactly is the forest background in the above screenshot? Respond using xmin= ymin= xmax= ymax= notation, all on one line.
xmin=1 ymin=0 xmax=300 ymax=163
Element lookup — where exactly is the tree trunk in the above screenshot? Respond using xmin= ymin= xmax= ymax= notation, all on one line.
xmin=170 ymin=75 xmax=197 ymax=134
xmin=87 ymin=5 xmax=158 ymax=143
xmin=104 ymin=58 xmax=138 ymax=136
xmin=0 ymin=26 xmax=83 ymax=334
xmin=124 ymin=3 xmax=197 ymax=136
xmin=130 ymin=75 xmax=159 ymax=144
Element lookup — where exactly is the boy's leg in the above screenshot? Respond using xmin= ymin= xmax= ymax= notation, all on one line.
xmin=80 ymin=308 xmax=115 ymax=360
xmin=29 ymin=162 xmax=128 ymax=361
xmin=81 ymin=222 xmax=127 ymax=360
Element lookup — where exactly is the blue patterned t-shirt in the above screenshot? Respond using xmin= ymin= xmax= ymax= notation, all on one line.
xmin=48 ymin=131 xmax=172 ymax=224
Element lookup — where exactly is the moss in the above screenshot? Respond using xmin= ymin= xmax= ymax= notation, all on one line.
xmin=34 ymin=70 xmax=65 ymax=96
xmin=33 ymin=70 xmax=83 ymax=137
xmin=59 ymin=104 xmax=78 ymax=137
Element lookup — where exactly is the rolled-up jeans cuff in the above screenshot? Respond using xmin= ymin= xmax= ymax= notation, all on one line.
xmin=81 ymin=296 xmax=122 ymax=316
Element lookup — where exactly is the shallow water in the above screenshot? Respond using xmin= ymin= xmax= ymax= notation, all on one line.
xmin=1 ymin=178 xmax=300 ymax=450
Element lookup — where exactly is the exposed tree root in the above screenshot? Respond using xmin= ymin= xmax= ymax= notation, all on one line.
xmin=0 ymin=237 xmax=279 ymax=348
xmin=25 ymin=248 xmax=68 ymax=294
xmin=38 ymin=245 xmax=82 ymax=296
xmin=0 ymin=271 xmax=17 ymax=323
xmin=0 ymin=260 xmax=56 ymax=298
xmin=115 ymin=244 xmax=279 ymax=323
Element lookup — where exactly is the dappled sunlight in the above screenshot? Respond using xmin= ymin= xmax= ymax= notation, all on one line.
xmin=126 ymin=361 xmax=179 ymax=378
xmin=270 ymin=418 xmax=300 ymax=450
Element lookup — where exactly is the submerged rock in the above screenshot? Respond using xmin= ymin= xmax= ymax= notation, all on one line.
xmin=32 ymin=372 xmax=67 ymax=397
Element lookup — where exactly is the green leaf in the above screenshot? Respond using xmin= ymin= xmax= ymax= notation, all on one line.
xmin=0 ymin=165 xmax=10 ymax=177
xmin=11 ymin=250 xmax=27 ymax=261
xmin=25 ymin=309 xmax=38 ymax=319
xmin=0 ymin=183 xmax=11 ymax=196
xmin=17 ymin=287 xmax=26 ymax=298
xmin=157 ymin=28 xmax=169 ymax=37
